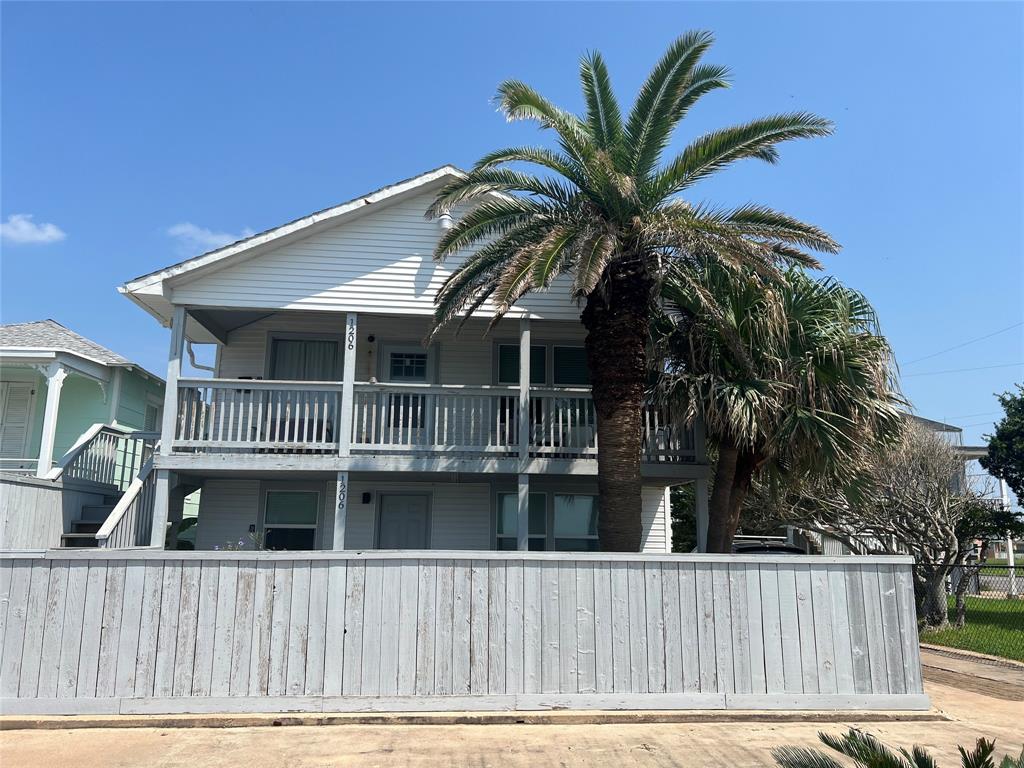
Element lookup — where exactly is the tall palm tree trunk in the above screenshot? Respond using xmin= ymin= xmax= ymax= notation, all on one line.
xmin=707 ymin=447 xmax=763 ymax=553
xmin=583 ymin=264 xmax=652 ymax=552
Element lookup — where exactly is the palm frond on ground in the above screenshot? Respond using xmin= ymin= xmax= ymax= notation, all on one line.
xmin=773 ymin=729 xmax=1024 ymax=768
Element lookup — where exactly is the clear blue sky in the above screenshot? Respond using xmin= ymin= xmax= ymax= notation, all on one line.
xmin=2 ymin=1 xmax=1021 ymax=449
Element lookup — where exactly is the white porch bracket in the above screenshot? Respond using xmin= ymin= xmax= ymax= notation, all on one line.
xmin=338 ymin=312 xmax=358 ymax=458
xmin=35 ymin=362 xmax=69 ymax=477
xmin=333 ymin=470 xmax=349 ymax=549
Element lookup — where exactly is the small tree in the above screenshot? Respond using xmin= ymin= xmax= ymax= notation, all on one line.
xmin=980 ymin=384 xmax=1024 ymax=499
xmin=765 ymin=423 xmax=997 ymax=628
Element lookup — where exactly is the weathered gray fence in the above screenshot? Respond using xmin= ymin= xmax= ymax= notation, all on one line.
xmin=0 ymin=550 xmax=927 ymax=714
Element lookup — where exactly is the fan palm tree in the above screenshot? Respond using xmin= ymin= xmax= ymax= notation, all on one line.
xmin=426 ymin=32 xmax=838 ymax=551
xmin=658 ymin=265 xmax=903 ymax=552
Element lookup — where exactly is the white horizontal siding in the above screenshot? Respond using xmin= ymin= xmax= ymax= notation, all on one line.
xmin=217 ymin=312 xmax=586 ymax=383
xmin=345 ymin=481 xmax=491 ymax=550
xmin=194 ymin=479 xmax=260 ymax=551
xmin=641 ymin=486 xmax=672 ymax=553
xmin=171 ymin=190 xmax=583 ymax=321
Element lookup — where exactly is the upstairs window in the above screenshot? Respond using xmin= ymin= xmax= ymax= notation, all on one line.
xmin=496 ymin=492 xmax=547 ymax=550
xmin=552 ymin=346 xmax=590 ymax=386
xmin=389 ymin=352 xmax=428 ymax=382
xmin=553 ymin=494 xmax=599 ymax=551
xmin=269 ymin=338 xmax=341 ymax=381
xmin=497 ymin=344 xmax=547 ymax=385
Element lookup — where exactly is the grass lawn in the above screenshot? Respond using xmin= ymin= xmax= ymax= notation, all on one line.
xmin=921 ymin=596 xmax=1024 ymax=661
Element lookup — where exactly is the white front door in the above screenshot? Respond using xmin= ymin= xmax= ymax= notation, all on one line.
xmin=377 ymin=493 xmax=430 ymax=549
xmin=0 ymin=382 xmax=35 ymax=462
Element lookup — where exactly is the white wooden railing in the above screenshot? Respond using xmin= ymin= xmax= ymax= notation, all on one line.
xmin=46 ymin=424 xmax=158 ymax=490
xmin=175 ymin=378 xmax=342 ymax=451
xmin=352 ymin=383 xmax=521 ymax=456
xmin=95 ymin=459 xmax=157 ymax=549
xmin=172 ymin=379 xmax=697 ymax=463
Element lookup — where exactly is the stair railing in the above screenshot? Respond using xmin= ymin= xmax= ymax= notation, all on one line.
xmin=95 ymin=458 xmax=157 ymax=549
xmin=47 ymin=424 xmax=159 ymax=491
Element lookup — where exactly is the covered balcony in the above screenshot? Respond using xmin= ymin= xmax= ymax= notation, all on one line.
xmin=170 ymin=377 xmax=697 ymax=464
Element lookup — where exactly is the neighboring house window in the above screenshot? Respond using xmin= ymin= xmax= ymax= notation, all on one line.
xmin=263 ymin=490 xmax=319 ymax=550
xmin=552 ymin=347 xmax=590 ymax=386
xmin=553 ymin=494 xmax=599 ymax=551
xmin=496 ymin=492 xmax=547 ymax=550
xmin=143 ymin=403 xmax=160 ymax=432
xmin=269 ymin=338 xmax=341 ymax=381
xmin=497 ymin=345 xmax=547 ymax=385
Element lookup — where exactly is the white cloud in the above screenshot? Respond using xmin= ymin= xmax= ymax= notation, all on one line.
xmin=0 ymin=213 xmax=67 ymax=244
xmin=166 ymin=222 xmax=254 ymax=255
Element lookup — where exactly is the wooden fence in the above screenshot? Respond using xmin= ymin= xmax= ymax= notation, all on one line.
xmin=0 ymin=551 xmax=928 ymax=715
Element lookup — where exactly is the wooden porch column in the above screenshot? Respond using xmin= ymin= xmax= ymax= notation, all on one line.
xmin=517 ymin=473 xmax=530 ymax=552
xmin=338 ymin=312 xmax=358 ymax=457
xmin=152 ymin=306 xmax=186 ymax=548
xmin=517 ymin=317 xmax=530 ymax=465
xmin=158 ymin=306 xmax=186 ymax=457
xmin=333 ymin=470 xmax=349 ymax=549
xmin=35 ymin=362 xmax=68 ymax=477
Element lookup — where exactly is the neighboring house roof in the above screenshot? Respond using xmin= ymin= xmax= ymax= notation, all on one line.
xmin=0 ymin=319 xmax=162 ymax=381
xmin=908 ymin=414 xmax=963 ymax=434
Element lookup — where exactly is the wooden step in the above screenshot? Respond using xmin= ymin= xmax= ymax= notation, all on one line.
xmin=60 ymin=533 xmax=99 ymax=548
xmin=71 ymin=520 xmax=103 ymax=534
xmin=79 ymin=504 xmax=115 ymax=522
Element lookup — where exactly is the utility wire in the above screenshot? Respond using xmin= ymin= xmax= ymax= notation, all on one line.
xmin=903 ymin=362 xmax=1023 ymax=378
xmin=904 ymin=321 xmax=1023 ymax=365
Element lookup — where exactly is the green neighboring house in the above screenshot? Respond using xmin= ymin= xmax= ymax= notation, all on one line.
xmin=0 ymin=319 xmax=164 ymax=476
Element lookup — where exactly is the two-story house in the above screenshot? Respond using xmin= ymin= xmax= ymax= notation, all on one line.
xmin=117 ymin=167 xmax=711 ymax=552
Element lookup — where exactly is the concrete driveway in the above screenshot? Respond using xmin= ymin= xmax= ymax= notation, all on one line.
xmin=2 ymin=654 xmax=1021 ymax=768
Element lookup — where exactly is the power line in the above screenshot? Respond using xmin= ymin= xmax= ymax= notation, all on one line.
xmin=904 ymin=321 xmax=1023 ymax=365
xmin=903 ymin=362 xmax=1023 ymax=378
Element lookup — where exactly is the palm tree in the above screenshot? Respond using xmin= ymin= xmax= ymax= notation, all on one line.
xmin=426 ymin=32 xmax=838 ymax=551
xmin=773 ymin=729 xmax=1022 ymax=768
xmin=658 ymin=265 xmax=903 ymax=552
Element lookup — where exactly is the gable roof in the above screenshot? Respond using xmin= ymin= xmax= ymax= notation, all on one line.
xmin=0 ymin=319 xmax=160 ymax=380
xmin=121 ymin=165 xmax=465 ymax=297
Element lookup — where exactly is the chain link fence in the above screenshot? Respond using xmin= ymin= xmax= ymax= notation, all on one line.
xmin=918 ymin=563 xmax=1024 ymax=663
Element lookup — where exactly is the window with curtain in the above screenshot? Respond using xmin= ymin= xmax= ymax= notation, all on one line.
xmin=264 ymin=490 xmax=319 ymax=550
xmin=269 ymin=338 xmax=341 ymax=381
xmin=497 ymin=345 xmax=547 ymax=385
xmin=496 ymin=492 xmax=547 ymax=550
xmin=553 ymin=494 xmax=599 ymax=551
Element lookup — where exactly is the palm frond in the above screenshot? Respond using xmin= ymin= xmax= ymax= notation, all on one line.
xmin=580 ymin=51 xmax=624 ymax=152
xmin=650 ymin=113 xmax=834 ymax=196
xmin=624 ymin=30 xmax=715 ymax=178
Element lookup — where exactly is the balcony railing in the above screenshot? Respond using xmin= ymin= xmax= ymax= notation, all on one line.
xmin=174 ymin=379 xmax=696 ymax=463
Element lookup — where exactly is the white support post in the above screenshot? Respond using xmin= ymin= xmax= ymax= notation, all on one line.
xmin=1002 ymin=479 xmax=1017 ymax=598
xmin=333 ymin=470 xmax=349 ymax=549
xmin=517 ymin=473 xmax=530 ymax=552
xmin=694 ymin=478 xmax=710 ymax=553
xmin=159 ymin=306 xmax=187 ymax=457
xmin=338 ymin=313 xmax=358 ymax=457
xmin=150 ymin=470 xmax=171 ymax=548
xmin=151 ymin=306 xmax=186 ymax=549
xmin=518 ymin=317 xmax=530 ymax=467
xmin=35 ymin=363 xmax=68 ymax=477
